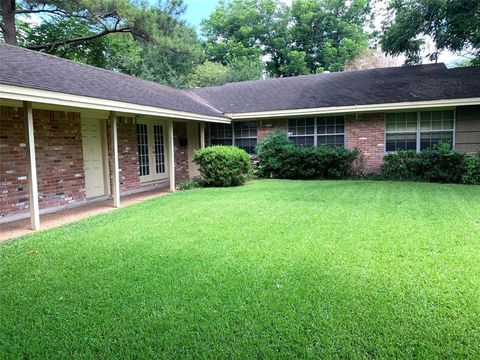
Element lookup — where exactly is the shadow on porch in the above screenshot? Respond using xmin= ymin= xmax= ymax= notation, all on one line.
xmin=0 ymin=186 xmax=170 ymax=243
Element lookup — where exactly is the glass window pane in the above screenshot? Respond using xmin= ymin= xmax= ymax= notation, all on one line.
xmin=432 ymin=111 xmax=442 ymax=121
xmin=443 ymin=120 xmax=453 ymax=130
xmin=420 ymin=131 xmax=453 ymax=150
xmin=443 ymin=110 xmax=454 ymax=120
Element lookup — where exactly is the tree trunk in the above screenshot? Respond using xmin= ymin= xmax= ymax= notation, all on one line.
xmin=0 ymin=0 xmax=17 ymax=45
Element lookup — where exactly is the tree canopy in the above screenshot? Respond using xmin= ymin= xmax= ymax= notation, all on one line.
xmin=380 ymin=0 xmax=480 ymax=65
xmin=202 ymin=0 xmax=372 ymax=77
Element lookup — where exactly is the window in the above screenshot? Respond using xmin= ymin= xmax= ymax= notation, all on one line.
xmin=288 ymin=116 xmax=345 ymax=147
xmin=385 ymin=110 xmax=455 ymax=152
xmin=136 ymin=122 xmax=168 ymax=181
xmin=209 ymin=121 xmax=257 ymax=154
xmin=209 ymin=123 xmax=233 ymax=146
xmin=153 ymin=125 xmax=165 ymax=174
xmin=136 ymin=124 xmax=150 ymax=176
xmin=420 ymin=110 xmax=454 ymax=150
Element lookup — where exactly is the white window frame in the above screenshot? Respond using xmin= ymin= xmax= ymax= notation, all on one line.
xmin=209 ymin=121 xmax=258 ymax=154
xmin=287 ymin=115 xmax=346 ymax=147
xmin=136 ymin=119 xmax=170 ymax=183
xmin=385 ymin=109 xmax=456 ymax=153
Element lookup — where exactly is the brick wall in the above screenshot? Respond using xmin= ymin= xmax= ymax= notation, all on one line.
xmin=173 ymin=122 xmax=190 ymax=183
xmin=345 ymin=113 xmax=385 ymax=173
xmin=107 ymin=119 xmax=141 ymax=193
xmin=1 ymin=106 xmax=85 ymax=219
xmin=257 ymin=119 xmax=288 ymax=140
xmin=0 ymin=107 xmax=29 ymax=218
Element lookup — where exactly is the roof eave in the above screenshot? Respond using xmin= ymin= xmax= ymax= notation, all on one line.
xmin=0 ymin=84 xmax=231 ymax=123
xmin=226 ymin=98 xmax=480 ymax=119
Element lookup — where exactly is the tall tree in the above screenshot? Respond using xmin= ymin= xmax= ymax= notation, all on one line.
xmin=380 ymin=0 xmax=480 ymax=65
xmin=0 ymin=0 xmax=176 ymax=48
xmin=201 ymin=0 xmax=372 ymax=77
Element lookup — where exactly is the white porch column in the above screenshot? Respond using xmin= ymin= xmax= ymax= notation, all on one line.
xmin=24 ymin=101 xmax=40 ymax=230
xmin=200 ymin=122 xmax=206 ymax=149
xmin=111 ymin=113 xmax=121 ymax=207
xmin=168 ymin=120 xmax=175 ymax=192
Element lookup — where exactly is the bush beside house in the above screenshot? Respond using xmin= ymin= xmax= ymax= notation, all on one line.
xmin=255 ymin=131 xmax=359 ymax=179
xmin=193 ymin=146 xmax=252 ymax=187
xmin=381 ymin=142 xmax=480 ymax=184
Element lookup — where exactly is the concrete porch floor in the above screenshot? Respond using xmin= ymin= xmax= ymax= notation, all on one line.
xmin=0 ymin=187 xmax=170 ymax=243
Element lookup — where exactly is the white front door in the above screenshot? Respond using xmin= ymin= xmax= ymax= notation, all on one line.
xmin=81 ymin=118 xmax=106 ymax=198
xmin=137 ymin=122 xmax=168 ymax=182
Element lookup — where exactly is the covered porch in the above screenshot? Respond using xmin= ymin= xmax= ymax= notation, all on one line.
xmin=0 ymin=99 xmax=210 ymax=233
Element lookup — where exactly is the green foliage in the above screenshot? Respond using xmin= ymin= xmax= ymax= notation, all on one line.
xmin=462 ymin=154 xmax=480 ymax=185
xmin=176 ymin=179 xmax=202 ymax=191
xmin=188 ymin=57 xmax=263 ymax=87
xmin=193 ymin=146 xmax=252 ymax=187
xmin=255 ymin=132 xmax=359 ymax=179
xmin=381 ymin=142 xmax=478 ymax=184
xmin=381 ymin=0 xmax=480 ymax=65
xmin=202 ymin=0 xmax=371 ymax=77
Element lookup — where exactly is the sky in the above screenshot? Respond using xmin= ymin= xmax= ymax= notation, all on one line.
xmin=181 ymin=0 xmax=221 ymax=29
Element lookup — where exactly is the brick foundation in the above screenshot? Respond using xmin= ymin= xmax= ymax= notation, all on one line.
xmin=345 ymin=113 xmax=385 ymax=173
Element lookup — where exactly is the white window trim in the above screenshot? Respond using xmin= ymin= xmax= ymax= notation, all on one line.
xmin=287 ymin=115 xmax=346 ymax=147
xmin=384 ymin=109 xmax=456 ymax=153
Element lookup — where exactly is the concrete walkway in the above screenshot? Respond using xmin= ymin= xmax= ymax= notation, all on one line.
xmin=0 ymin=187 xmax=170 ymax=242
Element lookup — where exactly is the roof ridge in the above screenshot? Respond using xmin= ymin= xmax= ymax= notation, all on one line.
xmin=193 ymin=63 xmax=448 ymax=91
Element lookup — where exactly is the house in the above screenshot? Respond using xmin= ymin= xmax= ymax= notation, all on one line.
xmin=1 ymin=43 xmax=480 ymax=230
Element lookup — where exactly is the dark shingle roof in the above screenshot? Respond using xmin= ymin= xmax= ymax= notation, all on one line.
xmin=191 ymin=64 xmax=480 ymax=113
xmin=0 ymin=43 xmax=224 ymax=117
xmin=1 ymin=43 xmax=479 ymax=117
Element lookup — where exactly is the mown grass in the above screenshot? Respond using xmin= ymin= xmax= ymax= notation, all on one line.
xmin=1 ymin=180 xmax=480 ymax=359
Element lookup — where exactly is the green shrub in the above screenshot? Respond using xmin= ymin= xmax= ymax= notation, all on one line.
xmin=255 ymin=131 xmax=294 ymax=178
xmin=193 ymin=146 xmax=252 ymax=187
xmin=462 ymin=155 xmax=480 ymax=185
xmin=255 ymin=132 xmax=359 ymax=179
xmin=176 ymin=179 xmax=201 ymax=191
xmin=381 ymin=150 xmax=418 ymax=181
xmin=381 ymin=141 xmax=473 ymax=184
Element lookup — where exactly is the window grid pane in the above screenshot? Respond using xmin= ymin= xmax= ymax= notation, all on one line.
xmin=420 ymin=131 xmax=454 ymax=150
xmin=288 ymin=116 xmax=345 ymax=148
xmin=153 ymin=125 xmax=165 ymax=174
xmin=210 ymin=123 xmax=233 ymax=146
xmin=386 ymin=110 xmax=454 ymax=152
xmin=136 ymin=124 xmax=150 ymax=177
xmin=233 ymin=121 xmax=257 ymax=154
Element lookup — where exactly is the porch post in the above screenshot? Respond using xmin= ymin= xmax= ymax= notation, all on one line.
xmin=168 ymin=120 xmax=175 ymax=192
xmin=200 ymin=122 xmax=206 ymax=149
xmin=111 ymin=113 xmax=121 ymax=207
xmin=24 ymin=101 xmax=40 ymax=230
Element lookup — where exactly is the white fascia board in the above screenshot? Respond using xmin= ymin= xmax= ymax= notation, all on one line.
xmin=227 ymin=98 xmax=480 ymax=119
xmin=0 ymin=84 xmax=231 ymax=123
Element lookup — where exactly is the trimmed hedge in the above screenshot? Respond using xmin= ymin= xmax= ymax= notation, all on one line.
xmin=255 ymin=131 xmax=359 ymax=179
xmin=193 ymin=146 xmax=252 ymax=187
xmin=381 ymin=142 xmax=480 ymax=184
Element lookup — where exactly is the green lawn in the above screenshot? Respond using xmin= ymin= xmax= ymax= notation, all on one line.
xmin=1 ymin=180 xmax=480 ymax=359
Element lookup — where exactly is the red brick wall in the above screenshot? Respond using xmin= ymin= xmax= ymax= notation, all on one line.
xmin=173 ymin=122 xmax=190 ymax=183
xmin=0 ymin=106 xmax=85 ymax=219
xmin=0 ymin=107 xmax=29 ymax=218
xmin=257 ymin=119 xmax=288 ymax=140
xmin=345 ymin=113 xmax=385 ymax=173
xmin=107 ymin=119 xmax=141 ymax=193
